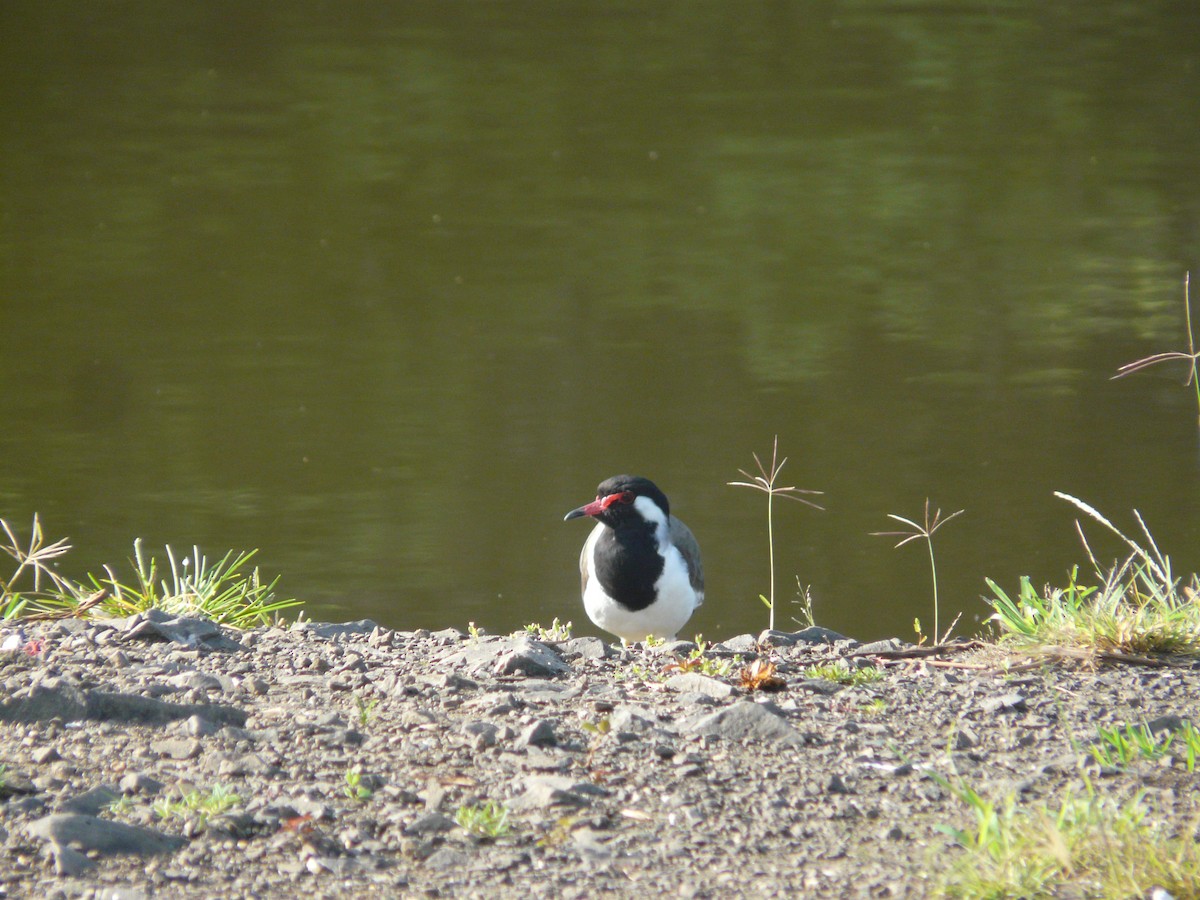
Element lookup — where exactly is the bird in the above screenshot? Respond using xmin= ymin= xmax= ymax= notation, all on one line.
xmin=563 ymin=475 xmax=704 ymax=643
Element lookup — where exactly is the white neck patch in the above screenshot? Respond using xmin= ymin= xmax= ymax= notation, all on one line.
xmin=633 ymin=494 xmax=669 ymax=542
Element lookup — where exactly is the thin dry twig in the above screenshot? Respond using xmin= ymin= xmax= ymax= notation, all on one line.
xmin=1113 ymin=271 xmax=1200 ymax=426
xmin=20 ymin=589 xmax=108 ymax=621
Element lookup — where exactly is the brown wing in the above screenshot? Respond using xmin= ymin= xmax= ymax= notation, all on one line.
xmin=669 ymin=515 xmax=704 ymax=605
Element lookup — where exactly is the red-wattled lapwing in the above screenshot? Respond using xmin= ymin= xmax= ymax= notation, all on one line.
xmin=564 ymin=475 xmax=704 ymax=643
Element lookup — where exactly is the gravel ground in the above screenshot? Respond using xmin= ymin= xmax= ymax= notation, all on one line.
xmin=0 ymin=611 xmax=1197 ymax=899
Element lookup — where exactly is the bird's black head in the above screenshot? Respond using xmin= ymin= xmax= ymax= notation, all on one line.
xmin=563 ymin=474 xmax=670 ymax=527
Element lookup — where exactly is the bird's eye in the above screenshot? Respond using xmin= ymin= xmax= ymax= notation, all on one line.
xmin=601 ymin=491 xmax=634 ymax=509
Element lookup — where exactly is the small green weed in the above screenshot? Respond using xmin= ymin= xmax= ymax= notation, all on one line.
xmin=353 ymin=695 xmax=379 ymax=727
xmin=665 ymin=641 xmax=737 ymax=678
xmin=581 ymin=716 xmax=611 ymax=737
xmin=1091 ymin=720 xmax=1200 ymax=771
xmin=343 ymin=768 xmax=373 ymax=802
xmin=791 ymin=580 xmax=817 ymax=629
xmin=456 ymin=800 xmax=511 ymax=839
xmin=802 ymin=660 xmax=883 ymax=687
xmin=152 ymin=785 xmax=241 ymax=824
xmin=521 ymin=617 xmax=572 ymax=642
xmin=858 ymin=698 xmax=888 ymax=716
xmin=106 ymin=795 xmax=135 ymax=816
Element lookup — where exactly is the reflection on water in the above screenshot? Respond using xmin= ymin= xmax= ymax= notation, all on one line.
xmin=2 ymin=2 xmax=1199 ymax=641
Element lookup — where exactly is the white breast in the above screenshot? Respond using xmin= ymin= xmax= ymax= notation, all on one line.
xmin=581 ymin=528 xmax=699 ymax=643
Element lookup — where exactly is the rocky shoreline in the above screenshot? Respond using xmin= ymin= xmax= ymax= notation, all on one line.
xmin=0 ymin=610 xmax=1197 ymax=898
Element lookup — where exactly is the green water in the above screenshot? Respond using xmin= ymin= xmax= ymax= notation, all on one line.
xmin=3 ymin=2 xmax=1199 ymax=640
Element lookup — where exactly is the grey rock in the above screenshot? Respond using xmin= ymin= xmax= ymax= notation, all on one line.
xmin=797 ymin=678 xmax=846 ymax=696
xmin=61 ymin=785 xmax=121 ymax=816
xmin=0 ymin=680 xmax=89 ymax=723
xmin=168 ymin=672 xmax=224 ymax=692
xmin=404 ymin=812 xmax=456 ymax=836
xmin=50 ymin=843 xmax=95 ymax=876
xmin=31 ymin=745 xmax=61 ymax=764
xmin=90 ymin=691 xmax=247 ymax=727
xmin=118 ymin=773 xmax=165 ymax=796
xmin=461 ymin=721 xmax=499 ymax=748
xmin=954 ymin=726 xmax=980 ymax=750
xmin=120 ymin=609 xmax=240 ymax=651
xmin=714 ymin=634 xmax=758 ymax=654
xmin=494 ymin=640 xmax=569 ymax=677
xmin=761 ymin=626 xmax=847 ymax=646
xmin=827 ymin=774 xmax=853 ymax=794
xmin=519 ymin=719 xmax=557 ymax=747
xmin=854 ymin=638 xmax=907 ymax=655
xmin=560 ymin=636 xmax=610 ymax=659
xmin=294 ymin=619 xmax=381 ymax=639
xmin=0 ymin=680 xmax=247 ymax=727
xmin=185 ymin=714 xmax=222 ymax=737
xmin=211 ymin=751 xmax=277 ymax=777
xmin=28 ymin=813 xmax=184 ymax=856
xmin=664 ymin=672 xmax=734 ymax=699
xmin=437 ymin=673 xmax=479 ymax=692
xmin=0 ymin=768 xmax=38 ymax=797
xmin=608 ymin=705 xmax=655 ymax=733
xmin=661 ymin=640 xmax=698 ymax=656
xmin=510 ymin=774 xmax=607 ymax=810
xmin=513 ymin=678 xmax=573 ymax=699
xmin=425 ymin=847 xmax=469 ymax=869
xmin=689 ymin=700 xmax=803 ymax=745
xmin=151 ymin=738 xmax=202 ymax=760
xmin=981 ymin=693 xmax=1027 ymax=714
xmin=1147 ymin=714 xmax=1188 ymax=735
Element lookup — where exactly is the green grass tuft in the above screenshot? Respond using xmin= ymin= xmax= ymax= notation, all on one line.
xmin=986 ymin=494 xmax=1200 ymax=659
xmin=456 ymin=800 xmax=511 ymax=839
xmin=1 ymin=515 xmax=301 ymax=629
xmin=152 ymin=785 xmax=241 ymax=825
xmin=802 ymin=660 xmax=884 ymax=687
xmin=935 ymin=776 xmax=1200 ymax=899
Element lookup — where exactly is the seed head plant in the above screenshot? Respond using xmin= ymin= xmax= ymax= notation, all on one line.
xmin=872 ymin=499 xmax=964 ymax=642
xmin=728 ymin=436 xmax=824 ymax=631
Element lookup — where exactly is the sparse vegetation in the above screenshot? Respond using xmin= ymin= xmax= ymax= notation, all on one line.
xmin=728 ymin=436 xmax=824 ymax=631
xmin=934 ymin=775 xmax=1200 ymax=899
xmin=152 ymin=785 xmax=241 ymax=826
xmin=0 ymin=516 xmax=300 ymax=628
xmin=343 ymin=768 xmax=373 ymax=802
xmin=1090 ymin=720 xmax=1200 ymax=772
xmin=1113 ymin=271 xmax=1200 ymax=426
xmin=456 ymin=800 xmax=511 ymax=839
xmin=986 ymin=494 xmax=1200 ymax=658
xmin=802 ymin=660 xmax=883 ymax=687
xmin=353 ymin=695 xmax=379 ymax=727
xmin=662 ymin=639 xmax=737 ymax=678
xmin=521 ymin=617 xmax=572 ymax=642
xmin=872 ymin=499 xmax=964 ymax=643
